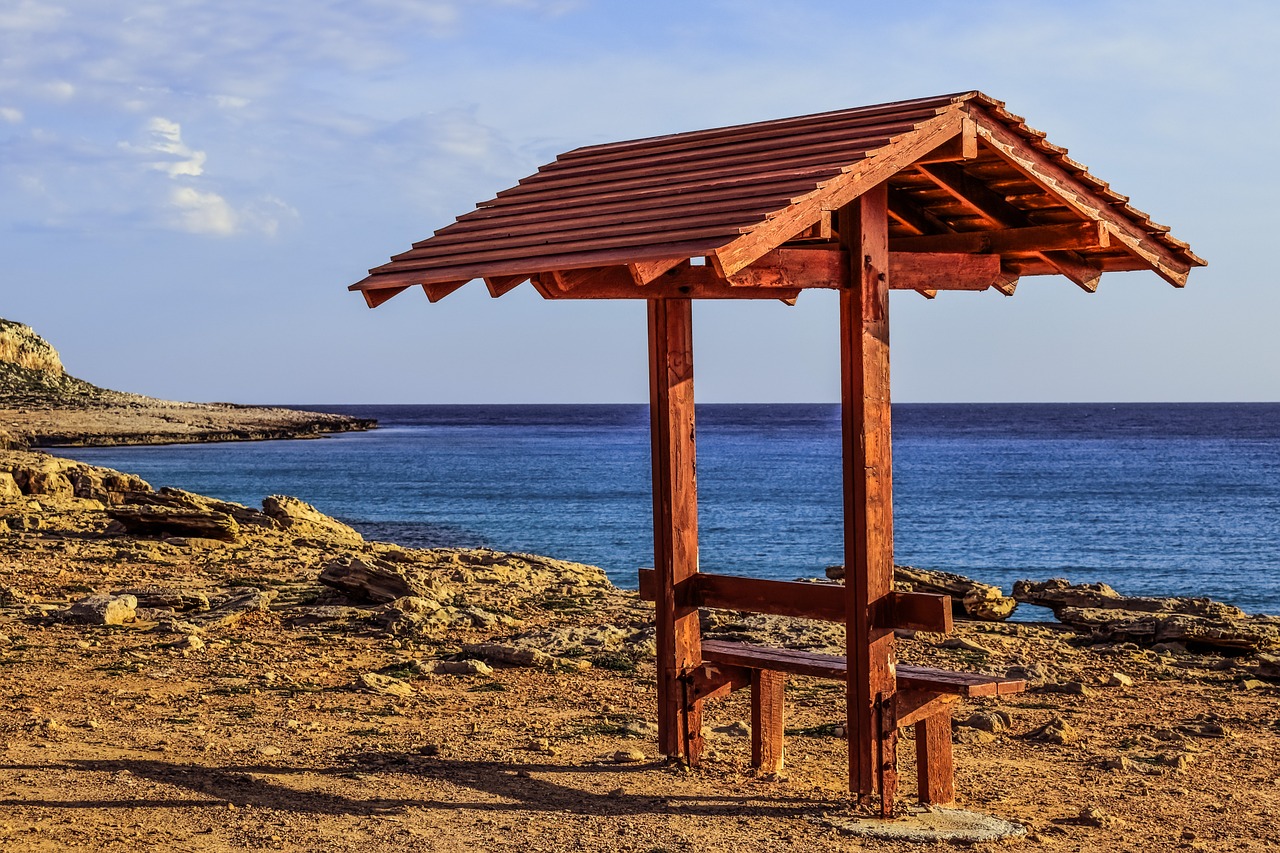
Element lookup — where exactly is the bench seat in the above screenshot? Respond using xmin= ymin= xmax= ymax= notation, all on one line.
xmin=701 ymin=640 xmax=1025 ymax=697
xmin=695 ymin=639 xmax=1025 ymax=804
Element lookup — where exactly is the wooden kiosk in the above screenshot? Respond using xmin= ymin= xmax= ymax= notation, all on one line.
xmin=350 ymin=92 xmax=1203 ymax=813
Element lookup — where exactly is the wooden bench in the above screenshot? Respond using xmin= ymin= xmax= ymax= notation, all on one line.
xmin=636 ymin=568 xmax=1025 ymax=804
xmin=694 ymin=640 xmax=1024 ymax=803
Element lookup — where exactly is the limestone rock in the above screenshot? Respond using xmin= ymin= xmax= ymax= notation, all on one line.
xmin=1106 ymin=672 xmax=1134 ymax=688
xmin=66 ymin=594 xmax=138 ymax=626
xmin=112 ymin=586 xmax=209 ymax=612
xmin=358 ymin=672 xmax=415 ymax=697
xmin=106 ymin=507 xmax=239 ymax=542
xmin=1025 ymin=717 xmax=1078 ymax=745
xmin=956 ymin=710 xmax=1011 ymax=733
xmin=0 ymin=472 xmax=21 ymax=500
xmin=263 ymin=495 xmax=363 ymax=544
xmin=462 ymin=643 xmax=554 ymax=669
xmin=1013 ymin=578 xmax=1245 ymax=619
xmin=1013 ymin=579 xmax=1279 ymax=653
xmin=826 ymin=564 xmax=1017 ymax=621
xmin=415 ymin=659 xmax=494 ymax=676
xmin=319 ymin=556 xmax=451 ymax=604
xmin=190 ymin=587 xmax=276 ymax=629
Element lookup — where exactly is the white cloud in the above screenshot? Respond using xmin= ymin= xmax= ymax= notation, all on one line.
xmin=169 ymin=186 xmax=236 ymax=235
xmin=39 ymin=80 xmax=75 ymax=101
xmin=213 ymin=94 xmax=250 ymax=110
xmin=0 ymin=107 xmax=22 ymax=123
xmin=142 ymin=116 xmax=206 ymax=177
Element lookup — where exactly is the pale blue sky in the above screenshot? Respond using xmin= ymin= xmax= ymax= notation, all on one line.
xmin=1 ymin=1 xmax=1275 ymax=403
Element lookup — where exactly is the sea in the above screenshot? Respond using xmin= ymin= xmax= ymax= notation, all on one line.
xmin=52 ymin=403 xmax=1280 ymax=617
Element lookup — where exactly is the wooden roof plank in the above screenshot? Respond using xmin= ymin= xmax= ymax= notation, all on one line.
xmin=710 ymin=108 xmax=967 ymax=277
xmin=353 ymin=92 xmax=1201 ymax=303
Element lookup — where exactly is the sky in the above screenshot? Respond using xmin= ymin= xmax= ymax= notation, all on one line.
xmin=1 ymin=0 xmax=1276 ymax=404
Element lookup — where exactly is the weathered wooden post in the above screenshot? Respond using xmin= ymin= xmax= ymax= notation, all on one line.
xmin=839 ymin=183 xmax=898 ymax=813
xmin=647 ymin=297 xmax=704 ymax=762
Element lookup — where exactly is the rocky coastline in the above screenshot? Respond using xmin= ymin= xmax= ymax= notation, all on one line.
xmin=0 ymin=317 xmax=374 ymax=448
xmin=1 ymin=446 xmax=1278 ymax=850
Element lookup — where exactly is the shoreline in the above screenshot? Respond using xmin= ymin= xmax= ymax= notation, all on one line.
xmin=1 ymin=401 xmax=376 ymax=449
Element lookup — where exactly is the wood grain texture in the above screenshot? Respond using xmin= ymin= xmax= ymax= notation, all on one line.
xmin=647 ymin=298 xmax=704 ymax=763
xmin=838 ymin=182 xmax=898 ymax=812
xmin=751 ymin=669 xmax=786 ymax=773
xmin=915 ymin=708 xmax=956 ymax=805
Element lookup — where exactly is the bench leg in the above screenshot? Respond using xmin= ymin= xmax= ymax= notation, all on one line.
xmin=914 ymin=708 xmax=955 ymax=805
xmin=751 ymin=669 xmax=785 ymax=773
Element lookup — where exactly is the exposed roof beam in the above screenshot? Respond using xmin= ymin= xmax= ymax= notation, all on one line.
xmin=917 ymin=162 xmax=1103 ymax=291
xmin=887 ymin=187 xmax=952 ymax=236
xmin=541 ymin=249 xmax=1004 ymax=298
xmin=970 ymin=109 xmax=1200 ymax=287
xmin=890 ymin=221 xmax=1109 ymax=255
xmin=628 ymin=257 xmax=688 ymax=285
xmin=917 ymin=162 xmax=1102 ymax=292
xmin=483 ymin=275 xmax=527 ymax=297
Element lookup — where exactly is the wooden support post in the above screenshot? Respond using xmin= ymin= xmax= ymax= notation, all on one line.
xmin=647 ymin=297 xmax=704 ymax=764
xmin=751 ymin=669 xmax=786 ymax=774
xmin=838 ymin=183 xmax=899 ymax=815
xmin=915 ymin=709 xmax=956 ymax=805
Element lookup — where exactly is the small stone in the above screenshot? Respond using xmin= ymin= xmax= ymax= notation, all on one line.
xmin=612 ymin=749 xmax=645 ymax=764
xmin=526 ymin=737 xmax=557 ymax=755
xmin=416 ymin=659 xmax=495 ymax=677
xmin=257 ymin=745 xmax=281 ymax=756
xmin=418 ymin=744 xmax=440 ymax=756
xmin=1102 ymin=755 xmax=1139 ymax=772
xmin=1106 ymin=672 xmax=1134 ymax=688
xmin=1042 ymin=680 xmax=1095 ymax=698
xmin=1156 ymin=751 xmax=1193 ymax=770
xmin=956 ymin=711 xmax=1009 ymax=733
xmin=358 ymin=672 xmax=415 ymax=698
xmin=1026 ymin=717 xmax=1079 ymax=745
xmin=954 ymin=728 xmax=996 ymax=744
xmin=607 ymin=787 xmax=625 ymax=798
xmin=1241 ymin=679 xmax=1266 ymax=690
xmin=941 ymin=637 xmax=993 ymax=655
xmin=712 ymin=721 xmax=751 ymax=738
xmin=1077 ymin=806 xmax=1116 ymax=828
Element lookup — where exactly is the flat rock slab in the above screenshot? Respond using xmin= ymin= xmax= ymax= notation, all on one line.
xmin=821 ymin=806 xmax=1026 ymax=843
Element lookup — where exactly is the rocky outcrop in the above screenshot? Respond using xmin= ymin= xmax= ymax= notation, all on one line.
xmin=0 ymin=450 xmax=151 ymax=506
xmin=0 ymin=316 xmax=375 ymax=447
xmin=1014 ymin=578 xmax=1280 ymax=652
xmin=264 ymin=495 xmax=363 ymax=545
xmin=0 ymin=318 xmax=65 ymax=374
xmin=825 ymin=563 xmax=1018 ymax=621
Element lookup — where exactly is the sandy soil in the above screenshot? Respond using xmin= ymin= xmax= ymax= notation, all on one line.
xmin=1 ymin=455 xmax=1278 ymax=852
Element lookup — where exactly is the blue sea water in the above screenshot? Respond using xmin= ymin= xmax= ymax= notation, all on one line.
xmin=53 ymin=403 xmax=1280 ymax=616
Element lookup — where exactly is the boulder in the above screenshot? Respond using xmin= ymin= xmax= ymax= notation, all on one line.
xmin=825 ymin=564 xmax=1018 ymax=621
xmin=67 ymin=594 xmax=138 ymax=626
xmin=106 ymin=507 xmax=240 ymax=542
xmin=1012 ymin=578 xmax=1246 ymax=620
xmin=319 ymin=556 xmax=452 ymax=604
xmin=262 ymin=495 xmax=363 ymax=544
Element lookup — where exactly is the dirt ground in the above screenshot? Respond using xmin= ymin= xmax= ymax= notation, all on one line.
xmin=1 ymin=455 xmax=1278 ymax=852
